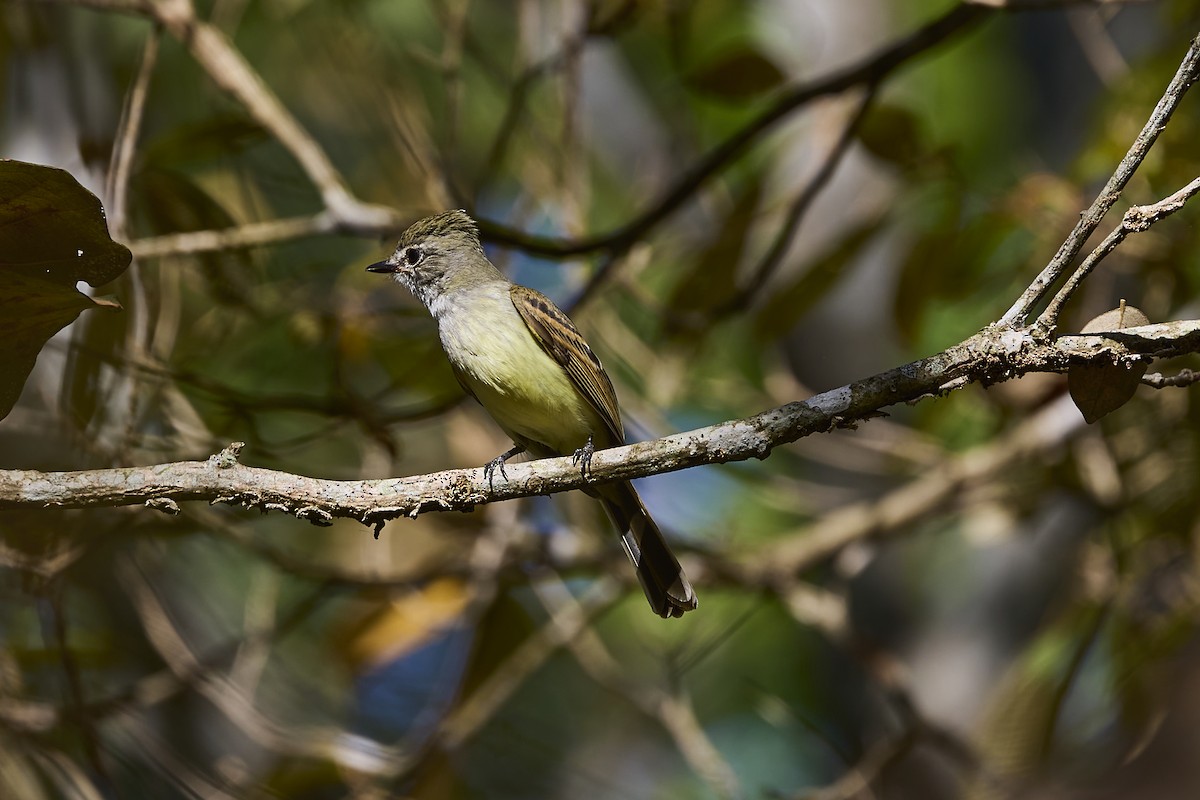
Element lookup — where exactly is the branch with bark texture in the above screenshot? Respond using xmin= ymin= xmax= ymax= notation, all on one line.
xmin=3 ymin=320 xmax=1199 ymax=525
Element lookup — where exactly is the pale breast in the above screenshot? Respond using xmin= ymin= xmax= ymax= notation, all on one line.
xmin=433 ymin=288 xmax=606 ymax=455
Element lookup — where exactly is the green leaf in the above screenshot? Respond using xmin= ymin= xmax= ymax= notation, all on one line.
xmin=858 ymin=103 xmax=926 ymax=167
xmin=685 ymin=47 xmax=785 ymax=101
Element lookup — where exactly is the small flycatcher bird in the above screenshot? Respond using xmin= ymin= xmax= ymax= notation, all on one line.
xmin=367 ymin=210 xmax=697 ymax=618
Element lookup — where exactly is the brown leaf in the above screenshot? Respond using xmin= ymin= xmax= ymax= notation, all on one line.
xmin=0 ymin=159 xmax=132 ymax=286
xmin=0 ymin=160 xmax=129 ymax=421
xmin=1067 ymin=304 xmax=1151 ymax=424
xmin=0 ymin=272 xmax=121 ymax=420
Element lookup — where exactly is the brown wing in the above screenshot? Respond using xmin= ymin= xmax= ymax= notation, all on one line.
xmin=509 ymin=284 xmax=624 ymax=445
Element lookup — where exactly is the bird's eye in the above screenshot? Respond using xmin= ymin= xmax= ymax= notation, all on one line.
xmin=403 ymin=247 xmax=424 ymax=266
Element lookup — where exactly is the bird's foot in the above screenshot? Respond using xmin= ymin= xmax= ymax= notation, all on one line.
xmin=484 ymin=444 xmax=525 ymax=490
xmin=571 ymin=436 xmax=595 ymax=481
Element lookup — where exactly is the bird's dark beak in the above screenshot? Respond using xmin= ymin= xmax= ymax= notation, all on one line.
xmin=365 ymin=260 xmax=396 ymax=274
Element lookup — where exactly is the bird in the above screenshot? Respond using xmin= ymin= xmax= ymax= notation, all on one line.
xmin=367 ymin=210 xmax=697 ymax=618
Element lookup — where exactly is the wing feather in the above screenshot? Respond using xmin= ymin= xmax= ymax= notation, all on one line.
xmin=509 ymin=284 xmax=623 ymax=445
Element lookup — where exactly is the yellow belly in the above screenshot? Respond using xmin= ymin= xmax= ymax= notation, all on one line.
xmin=437 ymin=291 xmax=607 ymax=455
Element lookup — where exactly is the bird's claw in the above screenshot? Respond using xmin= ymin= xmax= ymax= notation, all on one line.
xmin=483 ymin=455 xmax=509 ymax=490
xmin=572 ymin=436 xmax=595 ymax=481
xmin=483 ymin=444 xmax=524 ymax=490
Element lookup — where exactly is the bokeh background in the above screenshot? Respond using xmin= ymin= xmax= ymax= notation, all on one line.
xmin=3 ymin=0 xmax=1200 ymax=797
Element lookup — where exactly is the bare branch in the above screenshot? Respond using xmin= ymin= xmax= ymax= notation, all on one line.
xmin=3 ymin=321 xmax=1198 ymax=523
xmin=752 ymin=394 xmax=1086 ymax=582
xmin=1000 ymin=32 xmax=1200 ymax=328
xmin=1037 ymin=175 xmax=1200 ymax=329
xmin=1142 ymin=367 xmax=1200 ymax=388
xmin=44 ymin=0 xmax=400 ymax=242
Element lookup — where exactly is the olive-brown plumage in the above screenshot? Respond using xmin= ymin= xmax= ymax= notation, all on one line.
xmin=367 ymin=210 xmax=697 ymax=618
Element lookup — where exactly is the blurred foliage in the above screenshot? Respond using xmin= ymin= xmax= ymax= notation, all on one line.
xmin=2 ymin=1 xmax=1200 ymax=798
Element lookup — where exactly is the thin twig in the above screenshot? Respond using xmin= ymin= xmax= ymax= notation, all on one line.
xmin=46 ymin=584 xmax=115 ymax=794
xmin=128 ymin=212 xmax=341 ymax=259
xmin=47 ymin=0 xmax=397 ymax=231
xmin=796 ymin=731 xmax=917 ymax=800
xmin=1037 ymin=174 xmax=1200 ymax=328
xmin=720 ymin=87 xmax=878 ymax=315
xmin=433 ymin=578 xmax=621 ymax=748
xmin=106 ymin=25 xmax=160 ymax=240
xmin=751 ymin=394 xmax=1086 ymax=581
xmin=1000 ymin=32 xmax=1200 ymax=329
xmin=1142 ymin=367 xmax=1200 ymax=388
xmin=478 ymin=3 xmax=992 ymax=258
xmin=532 ymin=579 xmax=743 ymax=800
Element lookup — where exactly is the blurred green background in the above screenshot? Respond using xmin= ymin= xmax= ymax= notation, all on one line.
xmin=3 ymin=1 xmax=1200 ymax=797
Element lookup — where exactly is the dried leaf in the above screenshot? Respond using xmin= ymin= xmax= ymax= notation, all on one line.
xmin=1067 ymin=304 xmax=1151 ymax=424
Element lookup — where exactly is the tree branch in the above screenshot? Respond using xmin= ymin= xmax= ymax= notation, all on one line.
xmin=999 ymin=31 xmax=1200 ymax=329
xmin=1036 ymin=174 xmax=1200 ymax=328
xmin=3 ymin=321 xmax=1198 ymax=525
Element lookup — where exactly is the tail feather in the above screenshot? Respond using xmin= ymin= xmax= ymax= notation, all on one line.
xmin=597 ymin=481 xmax=697 ymax=618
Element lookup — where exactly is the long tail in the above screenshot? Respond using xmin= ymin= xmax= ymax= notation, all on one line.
xmin=597 ymin=481 xmax=697 ymax=618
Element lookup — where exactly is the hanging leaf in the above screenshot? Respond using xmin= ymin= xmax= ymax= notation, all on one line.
xmin=0 ymin=160 xmax=130 ymax=421
xmin=1067 ymin=304 xmax=1151 ymax=424
xmin=0 ymin=160 xmax=132 ymax=286
xmin=0 ymin=272 xmax=121 ymax=420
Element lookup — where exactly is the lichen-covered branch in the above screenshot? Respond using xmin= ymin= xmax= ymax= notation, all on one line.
xmin=2 ymin=320 xmax=1197 ymax=526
